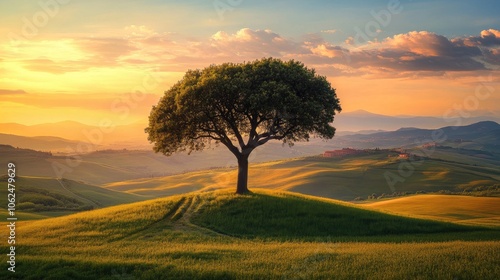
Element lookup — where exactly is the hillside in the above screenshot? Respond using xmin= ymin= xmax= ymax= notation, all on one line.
xmin=364 ymin=195 xmax=500 ymax=227
xmin=1 ymin=121 xmax=498 ymax=187
xmin=18 ymin=190 xmax=487 ymax=241
xmin=2 ymin=143 xmax=498 ymax=204
xmin=0 ymin=143 xmax=328 ymax=185
xmin=7 ymin=190 xmax=500 ymax=279
xmin=0 ymin=176 xmax=144 ymax=219
xmin=105 ymin=151 xmax=500 ymax=200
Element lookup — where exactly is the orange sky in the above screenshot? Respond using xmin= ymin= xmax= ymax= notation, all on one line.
xmin=1 ymin=2 xmax=499 ymax=126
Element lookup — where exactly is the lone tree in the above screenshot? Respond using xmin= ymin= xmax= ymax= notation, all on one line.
xmin=146 ymin=58 xmax=341 ymax=194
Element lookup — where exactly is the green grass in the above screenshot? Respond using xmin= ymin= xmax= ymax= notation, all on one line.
xmin=0 ymin=176 xmax=144 ymax=218
xmin=3 ymin=190 xmax=499 ymax=279
xmin=191 ymin=191 xmax=488 ymax=241
xmin=3 ymin=146 xmax=499 ymax=201
xmin=364 ymin=194 xmax=500 ymax=227
xmin=104 ymin=151 xmax=500 ymax=201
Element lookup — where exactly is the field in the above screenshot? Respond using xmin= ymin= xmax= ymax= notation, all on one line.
xmin=0 ymin=176 xmax=143 ymax=219
xmin=364 ymin=195 xmax=500 ymax=227
xmin=4 ymin=148 xmax=499 ymax=221
xmin=2 ymin=142 xmax=499 ymax=279
xmin=0 ymin=142 xmax=324 ymax=185
xmin=4 ymin=190 xmax=499 ymax=279
xmin=104 ymin=150 xmax=500 ymax=200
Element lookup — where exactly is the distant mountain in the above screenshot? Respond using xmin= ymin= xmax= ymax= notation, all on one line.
xmin=0 ymin=121 xmax=150 ymax=149
xmin=334 ymin=121 xmax=500 ymax=153
xmin=0 ymin=133 xmax=103 ymax=152
xmin=2 ymin=112 xmax=499 ymax=149
xmin=1 ymin=119 xmax=499 ymax=156
xmin=0 ymin=121 xmax=95 ymax=140
xmin=334 ymin=110 xmax=500 ymax=132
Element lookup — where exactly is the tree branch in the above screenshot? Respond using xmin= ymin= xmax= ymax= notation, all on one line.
xmin=191 ymin=134 xmax=222 ymax=141
xmin=213 ymin=102 xmax=246 ymax=149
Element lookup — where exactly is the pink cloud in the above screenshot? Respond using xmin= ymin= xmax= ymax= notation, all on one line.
xmin=0 ymin=89 xmax=27 ymax=95
xmin=10 ymin=27 xmax=500 ymax=77
xmin=209 ymin=28 xmax=305 ymax=58
xmin=384 ymin=31 xmax=455 ymax=56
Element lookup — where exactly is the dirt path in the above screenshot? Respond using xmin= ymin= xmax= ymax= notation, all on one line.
xmin=171 ymin=195 xmax=231 ymax=237
xmin=117 ymin=194 xmax=232 ymax=241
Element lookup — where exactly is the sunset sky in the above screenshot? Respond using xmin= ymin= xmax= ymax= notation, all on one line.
xmin=1 ymin=0 xmax=499 ymax=126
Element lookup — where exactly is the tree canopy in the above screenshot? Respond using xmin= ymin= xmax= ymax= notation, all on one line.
xmin=146 ymin=58 xmax=341 ymax=193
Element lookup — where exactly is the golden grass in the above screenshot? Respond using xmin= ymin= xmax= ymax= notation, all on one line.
xmin=364 ymin=195 xmax=500 ymax=227
xmin=16 ymin=240 xmax=500 ymax=279
xmin=100 ymin=153 xmax=500 ymax=203
xmin=422 ymin=168 xmax=450 ymax=180
xmin=5 ymin=190 xmax=499 ymax=279
xmin=104 ymin=163 xmax=333 ymax=195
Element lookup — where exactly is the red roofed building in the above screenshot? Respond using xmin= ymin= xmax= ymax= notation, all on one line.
xmin=323 ymin=148 xmax=363 ymax=158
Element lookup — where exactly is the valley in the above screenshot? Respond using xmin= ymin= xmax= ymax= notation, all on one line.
xmin=1 ymin=121 xmax=499 ymax=279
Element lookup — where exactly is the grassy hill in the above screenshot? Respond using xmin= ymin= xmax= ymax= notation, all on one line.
xmin=105 ymin=151 xmax=500 ymax=200
xmin=364 ymin=195 xmax=500 ymax=227
xmin=0 ymin=176 xmax=144 ymax=219
xmin=0 ymin=143 xmax=326 ymax=185
xmin=6 ymin=190 xmax=499 ymax=279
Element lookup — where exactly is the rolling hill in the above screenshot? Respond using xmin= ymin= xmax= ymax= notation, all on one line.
xmin=104 ymin=150 xmax=500 ymax=200
xmin=6 ymin=190 xmax=499 ymax=279
xmin=1 ymin=121 xmax=498 ymax=186
xmin=0 ymin=176 xmax=144 ymax=219
xmin=2 ymin=142 xmax=499 ymax=204
xmin=0 ymin=142 xmax=329 ymax=185
xmin=364 ymin=195 xmax=500 ymax=227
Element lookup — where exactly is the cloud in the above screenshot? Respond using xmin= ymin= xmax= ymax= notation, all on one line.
xmin=0 ymin=89 xmax=27 ymax=95
xmin=201 ymin=28 xmax=497 ymax=76
xmin=311 ymin=30 xmax=499 ymax=75
xmin=209 ymin=28 xmax=306 ymax=58
xmin=309 ymin=44 xmax=349 ymax=59
xmin=0 ymin=92 xmax=159 ymax=112
xmin=5 ymin=27 xmax=500 ymax=78
xmin=22 ymin=58 xmax=85 ymax=74
xmin=460 ymin=29 xmax=500 ymax=47
xmin=351 ymin=31 xmax=487 ymax=72
xmin=321 ymin=29 xmax=338 ymax=34
xmin=75 ymin=37 xmax=138 ymax=64
xmin=124 ymin=25 xmax=157 ymax=37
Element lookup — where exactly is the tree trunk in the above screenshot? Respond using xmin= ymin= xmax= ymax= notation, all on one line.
xmin=235 ymin=155 xmax=250 ymax=194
